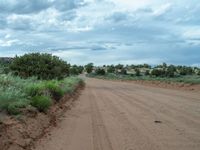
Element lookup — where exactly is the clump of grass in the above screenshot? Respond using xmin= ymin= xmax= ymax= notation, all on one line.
xmin=31 ymin=95 xmax=52 ymax=112
xmin=25 ymin=82 xmax=46 ymax=97
xmin=0 ymin=86 xmax=29 ymax=115
xmin=44 ymin=81 xmax=64 ymax=101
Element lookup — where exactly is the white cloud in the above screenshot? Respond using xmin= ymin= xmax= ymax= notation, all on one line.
xmin=0 ymin=39 xmax=19 ymax=47
xmin=153 ymin=3 xmax=171 ymax=16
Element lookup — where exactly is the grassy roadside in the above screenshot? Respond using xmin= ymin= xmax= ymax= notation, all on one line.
xmin=0 ymin=74 xmax=84 ymax=115
xmin=87 ymin=73 xmax=200 ymax=84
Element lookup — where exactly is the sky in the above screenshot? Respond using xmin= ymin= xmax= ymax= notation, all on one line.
xmin=0 ymin=0 xmax=200 ymax=66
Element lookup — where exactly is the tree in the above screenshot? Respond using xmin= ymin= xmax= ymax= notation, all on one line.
xmin=10 ymin=53 xmax=70 ymax=80
xmin=95 ymin=68 xmax=106 ymax=75
xmin=197 ymin=70 xmax=200 ymax=75
xmin=115 ymin=64 xmax=124 ymax=70
xmin=151 ymin=69 xmax=165 ymax=77
xmin=70 ymin=65 xmax=84 ymax=75
xmin=165 ymin=65 xmax=176 ymax=77
xmin=179 ymin=66 xmax=193 ymax=75
xmin=69 ymin=65 xmax=79 ymax=75
xmin=107 ymin=65 xmax=115 ymax=73
xmin=135 ymin=68 xmax=140 ymax=76
xmin=145 ymin=70 xmax=150 ymax=76
xmin=85 ymin=63 xmax=93 ymax=74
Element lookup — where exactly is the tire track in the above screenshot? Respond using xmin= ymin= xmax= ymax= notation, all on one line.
xmin=88 ymin=86 xmax=114 ymax=150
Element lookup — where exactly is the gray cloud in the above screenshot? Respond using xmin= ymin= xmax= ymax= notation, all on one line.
xmin=0 ymin=0 xmax=52 ymax=14
xmin=0 ymin=0 xmax=200 ymax=66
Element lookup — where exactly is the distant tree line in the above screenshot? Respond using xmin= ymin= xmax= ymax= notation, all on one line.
xmin=86 ymin=62 xmax=200 ymax=77
xmin=1 ymin=54 xmax=200 ymax=79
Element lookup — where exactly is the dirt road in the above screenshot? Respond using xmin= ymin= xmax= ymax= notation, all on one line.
xmin=35 ymin=78 xmax=200 ymax=150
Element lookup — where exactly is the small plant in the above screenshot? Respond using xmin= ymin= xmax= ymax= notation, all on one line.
xmin=45 ymin=81 xmax=64 ymax=101
xmin=31 ymin=96 xmax=52 ymax=112
xmin=7 ymin=102 xmax=26 ymax=115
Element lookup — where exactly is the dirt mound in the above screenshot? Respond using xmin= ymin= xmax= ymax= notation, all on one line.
xmin=0 ymin=85 xmax=84 ymax=150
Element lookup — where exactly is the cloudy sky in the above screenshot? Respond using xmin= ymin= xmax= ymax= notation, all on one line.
xmin=0 ymin=0 xmax=200 ymax=66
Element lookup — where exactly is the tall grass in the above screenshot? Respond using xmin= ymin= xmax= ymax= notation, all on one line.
xmin=0 ymin=74 xmax=84 ymax=114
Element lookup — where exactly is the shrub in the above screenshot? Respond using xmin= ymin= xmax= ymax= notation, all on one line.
xmin=151 ymin=69 xmax=165 ymax=77
xmin=198 ymin=70 xmax=200 ymax=75
xmin=95 ymin=68 xmax=106 ymax=75
xmin=145 ymin=70 xmax=150 ymax=76
xmin=135 ymin=69 xmax=140 ymax=76
xmin=10 ymin=53 xmax=70 ymax=80
xmin=107 ymin=65 xmax=115 ymax=73
xmin=44 ymin=81 xmax=64 ymax=101
xmin=69 ymin=65 xmax=84 ymax=75
xmin=31 ymin=96 xmax=52 ymax=112
xmin=85 ymin=63 xmax=93 ymax=73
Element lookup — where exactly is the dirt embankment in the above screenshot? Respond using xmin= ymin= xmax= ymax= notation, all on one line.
xmin=0 ymin=84 xmax=85 ymax=150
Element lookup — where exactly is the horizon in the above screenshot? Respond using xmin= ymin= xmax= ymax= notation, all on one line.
xmin=0 ymin=0 xmax=200 ymax=66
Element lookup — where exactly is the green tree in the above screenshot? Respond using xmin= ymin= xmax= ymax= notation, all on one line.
xmin=145 ymin=70 xmax=150 ymax=76
xmin=197 ymin=70 xmax=200 ymax=75
xmin=85 ymin=63 xmax=93 ymax=74
xmin=95 ymin=68 xmax=106 ymax=75
xmin=107 ymin=65 xmax=115 ymax=73
xmin=135 ymin=68 xmax=140 ymax=76
xmin=10 ymin=53 xmax=70 ymax=80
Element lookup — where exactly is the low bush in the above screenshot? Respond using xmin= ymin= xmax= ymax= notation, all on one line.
xmin=31 ymin=96 xmax=52 ymax=112
xmin=95 ymin=68 xmax=106 ymax=75
xmin=44 ymin=81 xmax=64 ymax=101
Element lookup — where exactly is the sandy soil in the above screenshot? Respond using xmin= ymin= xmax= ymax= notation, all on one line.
xmin=34 ymin=78 xmax=200 ymax=150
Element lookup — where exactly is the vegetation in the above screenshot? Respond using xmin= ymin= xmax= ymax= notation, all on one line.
xmin=0 ymin=74 xmax=84 ymax=114
xmin=69 ymin=65 xmax=84 ymax=75
xmin=31 ymin=95 xmax=52 ymax=112
xmin=95 ymin=68 xmax=106 ymax=75
xmin=85 ymin=63 xmax=93 ymax=73
xmin=0 ymin=53 xmax=84 ymax=115
xmin=87 ymin=63 xmax=200 ymax=84
xmin=10 ymin=53 xmax=70 ymax=80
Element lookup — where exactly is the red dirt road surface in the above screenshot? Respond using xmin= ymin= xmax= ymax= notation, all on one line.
xmin=34 ymin=78 xmax=200 ymax=150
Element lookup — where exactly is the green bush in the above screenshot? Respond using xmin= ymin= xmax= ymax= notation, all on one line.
xmin=95 ymin=68 xmax=106 ymax=75
xmin=31 ymin=96 xmax=52 ymax=112
xmin=85 ymin=63 xmax=93 ymax=73
xmin=135 ymin=69 xmax=140 ymax=76
xmin=44 ymin=81 xmax=64 ymax=101
xmin=10 ymin=53 xmax=70 ymax=80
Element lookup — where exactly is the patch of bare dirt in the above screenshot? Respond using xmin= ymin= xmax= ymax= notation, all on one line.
xmin=0 ymin=84 xmax=85 ymax=150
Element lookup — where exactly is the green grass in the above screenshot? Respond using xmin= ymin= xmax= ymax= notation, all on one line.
xmin=31 ymin=95 xmax=52 ymax=112
xmin=0 ymin=74 xmax=84 ymax=115
xmin=88 ymin=73 xmax=200 ymax=84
